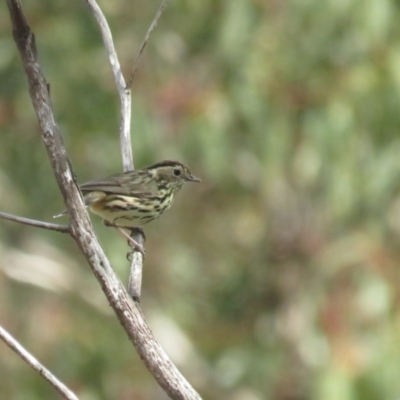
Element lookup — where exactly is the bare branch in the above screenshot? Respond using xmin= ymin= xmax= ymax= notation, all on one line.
xmin=83 ymin=0 xmax=145 ymax=301
xmin=6 ymin=0 xmax=85 ymax=221
xmin=0 ymin=211 xmax=69 ymax=233
xmin=84 ymin=0 xmax=125 ymax=91
xmin=0 ymin=325 xmax=79 ymax=400
xmin=84 ymin=0 xmax=133 ymax=171
xmin=5 ymin=1 xmax=202 ymax=398
xmin=128 ymin=231 xmax=145 ymax=300
xmin=126 ymin=0 xmax=169 ymax=89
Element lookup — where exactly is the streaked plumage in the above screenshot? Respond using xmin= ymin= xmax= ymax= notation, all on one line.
xmin=78 ymin=160 xmax=200 ymax=228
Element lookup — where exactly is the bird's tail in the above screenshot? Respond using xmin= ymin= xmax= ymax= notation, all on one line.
xmin=53 ymin=210 xmax=67 ymax=218
xmin=53 ymin=194 xmax=96 ymax=218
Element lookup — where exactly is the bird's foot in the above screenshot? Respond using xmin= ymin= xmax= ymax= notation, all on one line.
xmin=117 ymin=227 xmax=146 ymax=256
xmin=102 ymin=220 xmax=146 ymax=256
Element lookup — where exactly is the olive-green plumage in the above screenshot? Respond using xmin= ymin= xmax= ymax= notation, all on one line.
xmin=78 ymin=160 xmax=200 ymax=228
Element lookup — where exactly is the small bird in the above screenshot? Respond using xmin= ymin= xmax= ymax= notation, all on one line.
xmin=56 ymin=160 xmax=201 ymax=253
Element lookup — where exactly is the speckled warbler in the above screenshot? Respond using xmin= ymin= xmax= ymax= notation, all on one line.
xmin=55 ymin=160 xmax=200 ymax=253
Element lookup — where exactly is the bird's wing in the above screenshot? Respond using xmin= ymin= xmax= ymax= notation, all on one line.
xmin=80 ymin=172 xmax=158 ymax=197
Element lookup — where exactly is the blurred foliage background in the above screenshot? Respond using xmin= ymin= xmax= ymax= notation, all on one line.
xmin=1 ymin=0 xmax=400 ymax=399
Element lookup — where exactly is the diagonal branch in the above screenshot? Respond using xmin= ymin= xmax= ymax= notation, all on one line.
xmin=0 ymin=211 xmax=69 ymax=233
xmin=126 ymin=0 xmax=169 ymax=89
xmin=0 ymin=325 xmax=79 ymax=400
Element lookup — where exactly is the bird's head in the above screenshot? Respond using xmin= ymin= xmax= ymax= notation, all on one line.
xmin=146 ymin=160 xmax=201 ymax=190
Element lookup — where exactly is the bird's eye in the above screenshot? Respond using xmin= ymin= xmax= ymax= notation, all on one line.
xmin=173 ymin=168 xmax=181 ymax=176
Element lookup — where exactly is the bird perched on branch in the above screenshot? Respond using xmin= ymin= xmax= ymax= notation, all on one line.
xmin=55 ymin=160 xmax=201 ymax=254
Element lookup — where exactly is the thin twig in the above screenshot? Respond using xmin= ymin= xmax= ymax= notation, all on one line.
xmin=84 ymin=0 xmax=125 ymax=90
xmin=84 ymin=0 xmax=133 ymax=172
xmin=124 ymin=0 xmax=169 ymax=300
xmin=83 ymin=0 xmax=146 ymax=297
xmin=0 ymin=325 xmax=79 ymax=400
xmin=126 ymin=0 xmax=169 ymax=89
xmin=128 ymin=230 xmax=145 ymax=300
xmin=0 ymin=211 xmax=69 ymax=233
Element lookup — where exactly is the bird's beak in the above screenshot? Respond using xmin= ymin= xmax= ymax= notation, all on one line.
xmin=187 ymin=174 xmax=201 ymax=183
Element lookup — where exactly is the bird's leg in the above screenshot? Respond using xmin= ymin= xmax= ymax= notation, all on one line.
xmin=103 ymin=220 xmax=145 ymax=256
xmin=126 ymin=227 xmax=146 ymax=260
xmin=117 ymin=228 xmax=146 ymax=256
